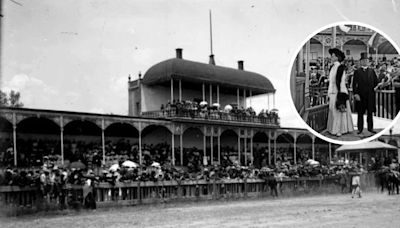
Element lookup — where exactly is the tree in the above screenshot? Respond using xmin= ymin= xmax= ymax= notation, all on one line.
xmin=0 ymin=90 xmax=24 ymax=107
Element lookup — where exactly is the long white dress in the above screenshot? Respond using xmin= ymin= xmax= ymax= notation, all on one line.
xmin=326 ymin=61 xmax=354 ymax=135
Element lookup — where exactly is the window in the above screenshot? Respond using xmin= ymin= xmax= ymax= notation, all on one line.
xmin=346 ymin=50 xmax=350 ymax=55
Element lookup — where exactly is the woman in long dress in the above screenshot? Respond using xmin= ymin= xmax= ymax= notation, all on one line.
xmin=326 ymin=48 xmax=354 ymax=136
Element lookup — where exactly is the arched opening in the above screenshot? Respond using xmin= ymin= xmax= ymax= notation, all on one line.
xmin=16 ymin=117 xmax=60 ymax=167
xmin=343 ymin=39 xmax=366 ymax=60
xmin=182 ymin=127 xmax=203 ymax=169
xmin=63 ymin=120 xmax=101 ymax=166
xmin=220 ymin=129 xmax=238 ymax=166
xmin=314 ymin=137 xmax=329 ymax=164
xmin=104 ymin=122 xmax=139 ymax=166
xmin=0 ymin=117 xmax=13 ymax=167
xmin=296 ymin=134 xmax=313 ymax=163
xmin=276 ymin=133 xmax=294 ymax=164
xmin=141 ymin=125 xmax=172 ymax=166
xmin=253 ymin=132 xmax=269 ymax=168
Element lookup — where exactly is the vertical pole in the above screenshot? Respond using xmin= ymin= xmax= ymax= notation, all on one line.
xmin=268 ymin=131 xmax=271 ymax=165
xmin=244 ymin=136 xmax=247 ymax=165
xmin=243 ymin=89 xmax=246 ymax=108
xmin=171 ymin=133 xmax=175 ymax=166
xmin=299 ymin=46 xmax=304 ymax=73
xmin=179 ymin=79 xmax=182 ymax=102
xmin=217 ymin=85 xmax=220 ymax=104
xmin=305 ymin=39 xmax=311 ymax=108
xmin=171 ymin=78 xmax=174 ymax=103
xmin=180 ymin=125 xmax=183 ymax=165
xmin=238 ymin=131 xmax=241 ymax=165
xmin=237 ymin=88 xmax=240 ymax=107
xmin=366 ymin=45 xmax=369 ymax=58
xmin=12 ymin=113 xmax=17 ymax=167
xmin=293 ymin=132 xmax=297 ymax=165
xmin=218 ymin=128 xmax=221 ymax=164
xmin=329 ymin=143 xmax=332 ymax=164
xmin=249 ymin=90 xmax=252 ymax=107
xmin=375 ymin=47 xmax=378 ymax=65
xmin=273 ymin=93 xmax=276 ymax=109
xmin=209 ymin=84 xmax=212 ymax=105
xmin=250 ymin=130 xmax=253 ymax=165
xmin=139 ymin=122 xmax=142 ymax=166
xmin=211 ymin=130 xmax=214 ymax=165
xmin=101 ymin=119 xmax=106 ymax=166
xmin=203 ymin=126 xmax=206 ymax=165
xmin=267 ymin=94 xmax=270 ymax=110
xmin=274 ymin=133 xmax=277 ymax=165
xmin=60 ymin=127 xmax=64 ymax=165
xmin=202 ymin=83 xmax=205 ymax=101
xmin=312 ymin=136 xmax=315 ymax=160
xmin=322 ymin=43 xmax=325 ymax=73
xmin=332 ymin=26 xmax=337 ymax=48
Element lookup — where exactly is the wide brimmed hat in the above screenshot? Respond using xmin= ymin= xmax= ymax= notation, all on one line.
xmin=328 ymin=48 xmax=345 ymax=60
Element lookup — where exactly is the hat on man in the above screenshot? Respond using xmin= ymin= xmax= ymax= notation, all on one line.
xmin=360 ymin=52 xmax=368 ymax=60
xmin=328 ymin=48 xmax=345 ymax=61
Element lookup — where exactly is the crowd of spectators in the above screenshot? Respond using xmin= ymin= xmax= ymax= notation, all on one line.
xmin=158 ymin=100 xmax=279 ymax=124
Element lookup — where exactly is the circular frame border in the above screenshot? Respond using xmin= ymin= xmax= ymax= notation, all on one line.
xmin=287 ymin=20 xmax=400 ymax=145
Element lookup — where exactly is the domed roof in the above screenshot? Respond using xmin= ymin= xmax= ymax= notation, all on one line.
xmin=142 ymin=58 xmax=275 ymax=94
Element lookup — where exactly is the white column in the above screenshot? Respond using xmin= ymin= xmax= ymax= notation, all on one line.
xmin=202 ymin=83 xmax=205 ymax=102
xmin=375 ymin=47 xmax=378 ymax=65
xmin=243 ymin=89 xmax=246 ymax=108
xmin=267 ymin=94 xmax=270 ymax=110
xmin=203 ymin=126 xmax=206 ymax=164
xmin=293 ymin=133 xmax=297 ymax=165
xmin=238 ymin=132 xmax=241 ymax=165
xmin=366 ymin=45 xmax=369 ymax=58
xmin=171 ymin=133 xmax=175 ymax=166
xmin=274 ymin=133 xmax=277 ymax=165
xmin=268 ymin=131 xmax=271 ymax=165
xmin=237 ymin=88 xmax=240 ymax=106
xmin=249 ymin=90 xmax=252 ymax=107
xmin=217 ymin=85 xmax=220 ymax=104
xmin=322 ymin=43 xmax=325 ymax=72
xmin=179 ymin=79 xmax=182 ymax=102
xmin=171 ymin=79 xmax=174 ymax=103
xmin=244 ymin=136 xmax=247 ymax=165
xmin=209 ymin=84 xmax=212 ymax=105
xmin=211 ymin=130 xmax=214 ymax=165
xmin=250 ymin=131 xmax=253 ymax=165
xmin=12 ymin=113 xmax=17 ymax=167
xmin=329 ymin=143 xmax=332 ymax=164
xmin=218 ymin=129 xmax=221 ymax=164
xmin=101 ymin=119 xmax=106 ymax=166
xmin=305 ymin=39 xmax=311 ymax=108
xmin=312 ymin=136 xmax=315 ymax=160
xmin=180 ymin=127 xmax=183 ymax=165
xmin=273 ymin=93 xmax=276 ymax=109
xmin=139 ymin=123 xmax=142 ymax=166
xmin=60 ymin=126 xmax=64 ymax=165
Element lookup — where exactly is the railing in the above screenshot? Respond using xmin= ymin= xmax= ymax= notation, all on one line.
xmin=349 ymin=89 xmax=398 ymax=119
xmin=141 ymin=109 xmax=280 ymax=126
xmin=0 ymin=174 xmax=377 ymax=215
xmin=309 ymin=86 xmax=328 ymax=107
xmin=305 ymin=104 xmax=329 ymax=132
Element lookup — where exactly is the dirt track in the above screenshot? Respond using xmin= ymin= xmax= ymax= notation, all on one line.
xmin=1 ymin=193 xmax=399 ymax=228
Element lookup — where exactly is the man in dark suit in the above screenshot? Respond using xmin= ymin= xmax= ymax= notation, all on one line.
xmin=352 ymin=53 xmax=379 ymax=134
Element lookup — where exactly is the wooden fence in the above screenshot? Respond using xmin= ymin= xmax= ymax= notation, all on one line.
xmin=0 ymin=174 xmax=377 ymax=216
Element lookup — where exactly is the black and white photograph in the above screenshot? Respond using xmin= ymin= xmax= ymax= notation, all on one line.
xmin=290 ymin=23 xmax=400 ymax=142
xmin=1 ymin=0 xmax=400 ymax=227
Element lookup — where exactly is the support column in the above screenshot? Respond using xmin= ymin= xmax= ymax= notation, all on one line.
xmin=217 ymin=85 xmax=220 ymax=104
xmin=268 ymin=131 xmax=271 ymax=165
xmin=237 ymin=88 xmax=240 ymax=107
xmin=12 ymin=113 xmax=17 ymax=167
xmin=203 ymin=126 xmax=206 ymax=165
xmin=366 ymin=45 xmax=369 ymax=58
xmin=322 ymin=43 xmax=325 ymax=73
xmin=179 ymin=79 xmax=182 ymax=102
xmin=312 ymin=136 xmax=315 ymax=160
xmin=101 ymin=119 xmax=106 ymax=166
xmin=273 ymin=93 xmax=276 ymax=109
xmin=299 ymin=47 xmax=304 ymax=73
xmin=209 ymin=84 xmax=212 ymax=105
xmin=238 ymin=131 xmax=241 ymax=165
xmin=329 ymin=143 xmax=332 ymax=164
xmin=60 ymin=126 xmax=64 ymax=165
xmin=249 ymin=90 xmax=252 ymax=107
xmin=139 ymin=122 xmax=142 ymax=166
xmin=305 ymin=39 xmax=311 ymax=108
xmin=171 ymin=133 xmax=175 ymax=166
xmin=218 ymin=128 xmax=221 ymax=164
xmin=375 ymin=47 xmax=379 ymax=65
xmin=202 ymin=83 xmax=205 ymax=101
xmin=244 ymin=136 xmax=247 ymax=165
xmin=180 ymin=126 xmax=183 ymax=165
xmin=293 ymin=132 xmax=297 ymax=165
xmin=274 ymin=132 xmax=277 ymax=165
xmin=267 ymin=94 xmax=270 ymax=110
xmin=243 ymin=89 xmax=246 ymax=108
xmin=171 ymin=78 xmax=174 ymax=103
xmin=250 ymin=130 xmax=253 ymax=165
xmin=211 ymin=131 xmax=214 ymax=165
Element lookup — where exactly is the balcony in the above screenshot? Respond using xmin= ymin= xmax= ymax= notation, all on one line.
xmin=141 ymin=108 xmax=280 ymax=127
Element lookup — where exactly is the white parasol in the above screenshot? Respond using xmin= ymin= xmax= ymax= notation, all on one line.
xmin=151 ymin=162 xmax=161 ymax=167
xmin=200 ymin=101 xmax=208 ymax=106
xmin=122 ymin=160 xmax=138 ymax=168
xmin=109 ymin=163 xmax=120 ymax=171
xmin=224 ymin=104 xmax=233 ymax=111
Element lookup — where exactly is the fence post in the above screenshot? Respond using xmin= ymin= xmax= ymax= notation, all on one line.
xmin=244 ymin=178 xmax=248 ymax=198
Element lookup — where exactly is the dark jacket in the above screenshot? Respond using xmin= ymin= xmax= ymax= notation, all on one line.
xmin=352 ymin=67 xmax=379 ymax=112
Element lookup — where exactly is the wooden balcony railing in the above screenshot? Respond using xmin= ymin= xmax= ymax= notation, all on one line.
xmin=349 ymin=89 xmax=398 ymax=119
xmin=141 ymin=109 xmax=280 ymax=126
xmin=305 ymin=104 xmax=329 ymax=132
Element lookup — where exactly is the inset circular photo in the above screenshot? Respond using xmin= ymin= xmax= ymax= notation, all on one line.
xmin=290 ymin=23 xmax=400 ymax=143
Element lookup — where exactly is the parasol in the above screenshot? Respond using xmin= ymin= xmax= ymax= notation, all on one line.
xmin=109 ymin=163 xmax=120 ymax=171
xmin=70 ymin=161 xmax=86 ymax=169
xmin=122 ymin=160 xmax=138 ymax=168
xmin=224 ymin=104 xmax=233 ymax=111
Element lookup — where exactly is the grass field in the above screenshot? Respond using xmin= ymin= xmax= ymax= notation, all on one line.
xmin=1 ymin=192 xmax=399 ymax=228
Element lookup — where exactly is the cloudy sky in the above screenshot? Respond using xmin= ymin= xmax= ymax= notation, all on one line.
xmin=1 ymin=0 xmax=400 ymax=129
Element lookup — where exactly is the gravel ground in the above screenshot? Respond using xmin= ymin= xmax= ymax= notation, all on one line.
xmin=1 ymin=193 xmax=399 ymax=228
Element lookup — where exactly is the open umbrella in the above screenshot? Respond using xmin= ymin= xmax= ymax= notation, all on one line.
xmin=151 ymin=162 xmax=161 ymax=167
xmin=224 ymin=104 xmax=233 ymax=111
xmin=70 ymin=161 xmax=86 ymax=169
xmin=200 ymin=101 xmax=208 ymax=106
xmin=212 ymin=103 xmax=220 ymax=108
xmin=109 ymin=163 xmax=120 ymax=171
xmin=122 ymin=160 xmax=138 ymax=168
